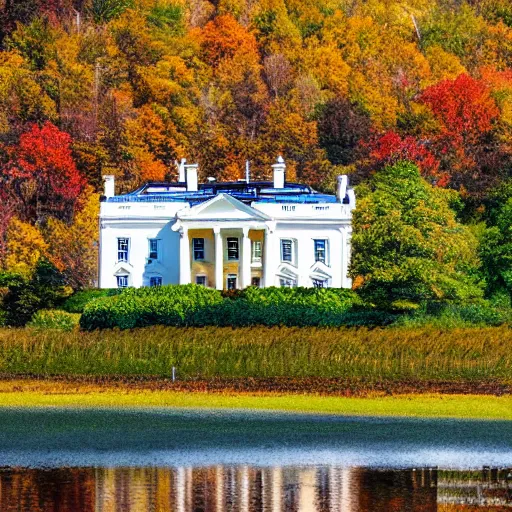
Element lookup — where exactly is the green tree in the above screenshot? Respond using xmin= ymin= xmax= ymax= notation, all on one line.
xmin=350 ymin=161 xmax=483 ymax=309
xmin=480 ymin=197 xmax=512 ymax=298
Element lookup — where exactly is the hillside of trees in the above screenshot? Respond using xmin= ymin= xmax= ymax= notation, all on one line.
xmin=1 ymin=0 xmax=512 ymax=302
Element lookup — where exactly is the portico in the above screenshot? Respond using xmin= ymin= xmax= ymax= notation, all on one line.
xmin=173 ymin=194 xmax=271 ymax=290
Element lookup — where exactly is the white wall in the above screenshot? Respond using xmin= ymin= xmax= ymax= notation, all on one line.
xmin=99 ymin=220 xmax=180 ymax=288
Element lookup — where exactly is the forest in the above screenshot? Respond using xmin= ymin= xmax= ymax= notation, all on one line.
xmin=1 ymin=0 xmax=512 ymax=311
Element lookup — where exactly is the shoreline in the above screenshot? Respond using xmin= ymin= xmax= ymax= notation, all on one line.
xmin=0 ymin=379 xmax=510 ymax=420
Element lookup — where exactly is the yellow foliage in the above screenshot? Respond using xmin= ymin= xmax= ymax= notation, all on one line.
xmin=425 ymin=46 xmax=466 ymax=83
xmin=5 ymin=218 xmax=48 ymax=277
xmin=44 ymin=187 xmax=100 ymax=288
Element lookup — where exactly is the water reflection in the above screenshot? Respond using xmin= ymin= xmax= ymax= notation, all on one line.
xmin=0 ymin=465 xmax=510 ymax=511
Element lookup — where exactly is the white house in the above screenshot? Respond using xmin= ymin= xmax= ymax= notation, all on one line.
xmin=98 ymin=157 xmax=355 ymax=290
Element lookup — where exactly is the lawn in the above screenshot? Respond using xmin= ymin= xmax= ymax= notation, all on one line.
xmin=0 ymin=380 xmax=510 ymax=420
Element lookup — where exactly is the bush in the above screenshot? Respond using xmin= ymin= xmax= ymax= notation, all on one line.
xmin=201 ymin=286 xmax=363 ymax=327
xmin=80 ymin=285 xmax=363 ymax=330
xmin=396 ymin=300 xmax=511 ymax=328
xmin=80 ymin=284 xmax=223 ymax=330
xmin=0 ymin=260 xmax=69 ymax=327
xmin=62 ymin=288 xmax=121 ymax=313
xmin=27 ymin=309 xmax=81 ymax=331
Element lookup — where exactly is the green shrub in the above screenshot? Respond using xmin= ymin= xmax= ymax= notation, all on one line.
xmin=396 ymin=300 xmax=511 ymax=328
xmin=81 ymin=285 xmax=363 ymax=330
xmin=0 ymin=260 xmax=68 ymax=327
xmin=80 ymin=284 xmax=223 ymax=330
xmin=201 ymin=286 xmax=363 ymax=327
xmin=27 ymin=309 xmax=81 ymax=331
xmin=62 ymin=288 xmax=121 ymax=313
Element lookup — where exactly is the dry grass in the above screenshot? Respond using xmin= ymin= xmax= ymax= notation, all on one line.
xmin=0 ymin=325 xmax=511 ymax=387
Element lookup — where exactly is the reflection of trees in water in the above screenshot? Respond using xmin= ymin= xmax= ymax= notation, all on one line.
xmin=0 ymin=466 xmax=510 ymax=511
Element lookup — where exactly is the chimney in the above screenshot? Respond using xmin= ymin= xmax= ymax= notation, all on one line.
xmin=103 ymin=175 xmax=115 ymax=198
xmin=336 ymin=175 xmax=348 ymax=203
xmin=185 ymin=163 xmax=198 ymax=192
xmin=178 ymin=158 xmax=186 ymax=182
xmin=272 ymin=156 xmax=286 ymax=189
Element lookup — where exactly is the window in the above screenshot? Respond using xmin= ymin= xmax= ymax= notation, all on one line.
xmin=150 ymin=276 xmax=162 ymax=287
xmin=117 ymin=238 xmax=129 ymax=262
xmin=281 ymin=239 xmax=293 ymax=263
xmin=196 ymin=275 xmax=207 ymax=286
xmin=314 ymin=239 xmax=327 ymax=264
xmin=279 ymin=277 xmax=296 ymax=288
xmin=193 ymin=238 xmax=205 ymax=261
xmin=312 ymin=279 xmax=327 ymax=288
xmin=227 ymin=238 xmax=239 ymax=260
xmin=251 ymin=241 xmax=262 ymax=263
xmin=227 ymin=274 xmax=237 ymax=290
xmin=251 ymin=277 xmax=261 ymax=287
xmin=116 ymin=275 xmax=128 ymax=288
xmin=148 ymin=239 xmax=159 ymax=260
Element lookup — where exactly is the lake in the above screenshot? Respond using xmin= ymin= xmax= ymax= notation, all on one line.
xmin=0 ymin=408 xmax=510 ymax=510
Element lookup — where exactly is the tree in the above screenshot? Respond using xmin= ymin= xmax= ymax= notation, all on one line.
xmin=44 ymin=187 xmax=99 ymax=289
xmin=480 ymin=197 xmax=512 ymax=298
xmin=4 ymin=217 xmax=48 ymax=276
xmin=90 ymin=0 xmax=133 ymax=24
xmin=317 ymin=97 xmax=371 ymax=166
xmin=5 ymin=121 xmax=85 ymax=222
xmin=350 ymin=161 xmax=483 ymax=309
xmin=364 ymin=131 xmax=442 ymax=183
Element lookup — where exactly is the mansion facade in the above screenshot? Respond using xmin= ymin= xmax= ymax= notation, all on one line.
xmin=98 ymin=157 xmax=355 ymax=290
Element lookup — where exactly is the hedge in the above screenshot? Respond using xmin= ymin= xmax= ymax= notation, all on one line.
xmin=62 ymin=289 xmax=121 ymax=313
xmin=80 ymin=284 xmax=223 ymax=330
xmin=80 ymin=285 xmax=363 ymax=330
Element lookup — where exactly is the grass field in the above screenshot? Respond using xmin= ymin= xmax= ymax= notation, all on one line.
xmin=0 ymin=325 xmax=511 ymax=387
xmin=0 ymin=380 xmax=509 ymax=420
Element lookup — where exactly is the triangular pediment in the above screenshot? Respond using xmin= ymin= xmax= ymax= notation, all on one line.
xmin=277 ymin=264 xmax=298 ymax=278
xmin=310 ymin=262 xmax=332 ymax=279
xmin=178 ymin=193 xmax=270 ymax=221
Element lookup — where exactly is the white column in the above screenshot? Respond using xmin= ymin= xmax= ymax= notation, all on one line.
xmin=297 ymin=238 xmax=310 ymax=287
xmin=263 ymin=225 xmax=276 ymax=287
xmin=242 ymin=227 xmax=251 ymax=288
xmin=179 ymin=226 xmax=191 ymax=284
xmin=340 ymin=226 xmax=352 ymax=289
xmin=214 ymin=227 xmax=223 ymax=290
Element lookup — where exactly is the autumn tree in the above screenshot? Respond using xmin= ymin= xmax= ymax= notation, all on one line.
xmin=44 ymin=187 xmax=99 ymax=288
xmin=4 ymin=122 xmax=84 ymax=222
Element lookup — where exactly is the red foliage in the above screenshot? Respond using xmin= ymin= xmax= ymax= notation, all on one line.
xmin=7 ymin=122 xmax=84 ymax=202
xmin=419 ymin=74 xmax=499 ymax=145
xmin=365 ymin=131 xmax=442 ymax=180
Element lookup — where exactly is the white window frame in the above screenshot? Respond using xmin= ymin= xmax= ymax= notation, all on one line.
xmin=280 ymin=239 xmax=295 ymax=264
xmin=226 ymin=237 xmax=239 ymax=261
xmin=196 ymin=275 xmax=207 ymax=286
xmin=251 ymin=240 xmax=262 ymax=264
xmin=149 ymin=276 xmax=162 ymax=287
xmin=226 ymin=274 xmax=237 ymax=290
xmin=116 ymin=274 xmax=129 ymax=288
xmin=313 ymin=239 xmax=328 ymax=265
xmin=148 ymin=238 xmax=160 ymax=261
xmin=117 ymin=238 xmax=130 ymax=263
xmin=193 ymin=238 xmax=205 ymax=261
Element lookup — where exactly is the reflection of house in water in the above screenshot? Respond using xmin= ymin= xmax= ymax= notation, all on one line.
xmin=0 ymin=465 xmax=511 ymax=511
